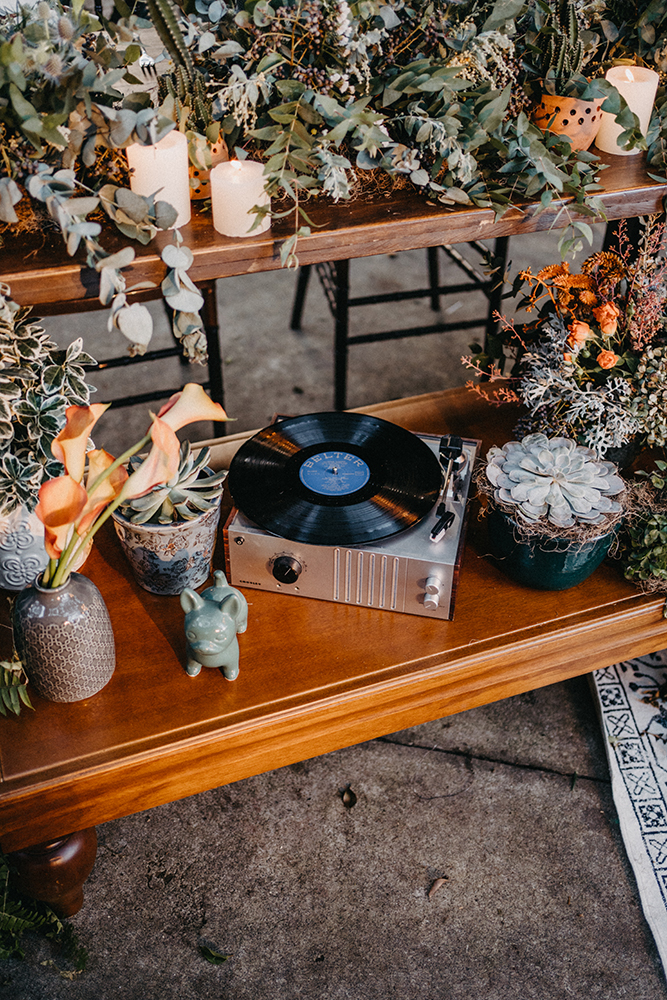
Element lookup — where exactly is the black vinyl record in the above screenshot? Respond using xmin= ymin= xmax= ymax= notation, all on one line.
xmin=227 ymin=411 xmax=442 ymax=545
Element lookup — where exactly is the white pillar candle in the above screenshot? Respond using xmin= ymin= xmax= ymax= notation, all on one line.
xmin=126 ymin=130 xmax=191 ymax=228
xmin=595 ymin=65 xmax=659 ymax=156
xmin=210 ymin=160 xmax=271 ymax=238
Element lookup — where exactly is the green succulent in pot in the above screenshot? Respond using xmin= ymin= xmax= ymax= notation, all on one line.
xmin=485 ymin=434 xmax=626 ymax=527
xmin=117 ymin=440 xmax=227 ymax=524
xmin=480 ymin=433 xmax=627 ymax=590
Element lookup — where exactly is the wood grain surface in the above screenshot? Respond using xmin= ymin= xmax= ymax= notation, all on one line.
xmin=1 ymin=154 xmax=665 ymax=309
xmin=1 ymin=387 xmax=665 ymax=852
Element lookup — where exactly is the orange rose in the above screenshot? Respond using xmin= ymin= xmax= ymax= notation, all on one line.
xmin=567 ymin=320 xmax=592 ymax=348
xmin=597 ymin=350 xmax=619 ymax=369
xmin=592 ymin=301 xmax=620 ymax=336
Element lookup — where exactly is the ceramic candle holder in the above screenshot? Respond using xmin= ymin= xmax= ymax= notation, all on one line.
xmin=126 ymin=130 xmax=192 ymax=228
xmin=595 ymin=65 xmax=659 ymax=156
xmin=210 ymin=160 xmax=271 ymax=238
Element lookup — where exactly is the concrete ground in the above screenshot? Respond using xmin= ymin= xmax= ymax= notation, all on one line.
xmin=3 ymin=225 xmax=667 ymax=998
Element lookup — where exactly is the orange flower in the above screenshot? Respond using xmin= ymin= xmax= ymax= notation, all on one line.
xmin=592 ymin=301 xmax=620 ymax=336
xmin=37 ymin=385 xmax=229 ymax=589
xmin=157 ymin=383 xmax=227 ymax=431
xmin=567 ymin=321 xmax=592 ymax=348
xmin=118 ymin=416 xmax=181 ymax=502
xmin=597 ymin=350 xmax=619 ymax=369
xmin=51 ymin=403 xmax=110 ymax=483
xmin=77 ymin=449 xmax=129 ymax=535
xmin=563 ymin=352 xmax=573 ymax=363
xmin=36 ymin=475 xmax=87 ymax=559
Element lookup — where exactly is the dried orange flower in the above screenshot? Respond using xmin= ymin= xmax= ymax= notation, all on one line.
xmin=597 ymin=350 xmax=620 ymax=369
xmin=567 ymin=320 xmax=593 ymax=347
xmin=593 ymin=301 xmax=621 ymax=336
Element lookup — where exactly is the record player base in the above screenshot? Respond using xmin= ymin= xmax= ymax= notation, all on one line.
xmin=2 ymin=387 xmax=667 ymax=913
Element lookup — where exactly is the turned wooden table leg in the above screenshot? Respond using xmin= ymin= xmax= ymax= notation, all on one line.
xmin=8 ymin=827 xmax=98 ymax=917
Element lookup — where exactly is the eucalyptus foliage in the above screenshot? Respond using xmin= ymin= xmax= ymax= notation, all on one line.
xmin=0 ymin=0 xmax=666 ymax=348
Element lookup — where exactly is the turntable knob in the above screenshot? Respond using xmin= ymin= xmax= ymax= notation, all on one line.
xmin=272 ymin=555 xmax=303 ymax=585
xmin=423 ymin=575 xmax=443 ymax=610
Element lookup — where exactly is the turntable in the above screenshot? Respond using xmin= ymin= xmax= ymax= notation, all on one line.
xmin=223 ymin=412 xmax=479 ymax=620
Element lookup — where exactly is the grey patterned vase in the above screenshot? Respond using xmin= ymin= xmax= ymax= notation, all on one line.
xmin=111 ymin=500 xmax=221 ymax=596
xmin=0 ymin=506 xmax=49 ymax=591
xmin=12 ymin=573 xmax=115 ymax=702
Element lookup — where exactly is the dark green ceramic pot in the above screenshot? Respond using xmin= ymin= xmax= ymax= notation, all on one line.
xmin=486 ymin=507 xmax=616 ymax=591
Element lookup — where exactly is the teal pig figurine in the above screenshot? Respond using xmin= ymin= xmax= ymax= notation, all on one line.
xmin=180 ymin=571 xmax=248 ymax=680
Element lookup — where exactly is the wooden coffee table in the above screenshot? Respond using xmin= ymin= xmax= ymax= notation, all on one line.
xmin=1 ymin=386 xmax=666 ymax=911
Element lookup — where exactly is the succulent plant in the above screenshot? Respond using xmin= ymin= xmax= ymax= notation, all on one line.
xmin=532 ymin=0 xmax=587 ymax=96
xmin=119 ymin=441 xmax=227 ymax=524
xmin=485 ymin=433 xmax=625 ymax=528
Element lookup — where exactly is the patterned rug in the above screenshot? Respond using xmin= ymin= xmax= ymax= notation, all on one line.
xmin=592 ymin=651 xmax=667 ymax=972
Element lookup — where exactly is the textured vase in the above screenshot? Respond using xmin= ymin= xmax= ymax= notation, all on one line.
xmin=12 ymin=572 xmax=115 ymax=702
xmin=111 ymin=500 xmax=221 ymax=596
xmin=0 ymin=506 xmax=49 ymax=591
xmin=532 ymin=94 xmax=604 ymax=151
xmin=487 ymin=507 xmax=616 ymax=591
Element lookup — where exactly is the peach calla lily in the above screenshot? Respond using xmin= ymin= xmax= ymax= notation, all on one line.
xmin=36 ymin=386 xmax=229 ymax=589
xmin=52 ymin=403 xmax=111 ymax=483
xmin=157 ymin=383 xmax=227 ymax=432
xmin=118 ymin=417 xmax=181 ymax=502
xmin=77 ymin=449 xmax=129 ymax=535
xmin=35 ymin=475 xmax=88 ymax=559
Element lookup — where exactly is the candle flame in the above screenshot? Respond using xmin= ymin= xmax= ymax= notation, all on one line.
xmin=624 ymin=67 xmax=635 ymax=82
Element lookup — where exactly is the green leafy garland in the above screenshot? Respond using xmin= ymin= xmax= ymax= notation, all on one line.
xmin=0 ymin=0 xmax=665 ymax=346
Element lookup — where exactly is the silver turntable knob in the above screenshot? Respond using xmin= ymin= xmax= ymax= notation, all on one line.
xmin=424 ymin=575 xmax=443 ymax=610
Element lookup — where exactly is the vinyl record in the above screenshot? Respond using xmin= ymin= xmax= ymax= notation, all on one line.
xmin=227 ymin=411 xmax=443 ymax=545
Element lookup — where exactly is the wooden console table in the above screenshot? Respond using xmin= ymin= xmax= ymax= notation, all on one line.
xmin=1 ymin=152 xmax=665 ymax=309
xmin=1 ymin=387 xmax=667 ymax=911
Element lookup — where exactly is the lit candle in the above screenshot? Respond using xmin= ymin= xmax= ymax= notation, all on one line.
xmin=595 ymin=65 xmax=659 ymax=156
xmin=125 ymin=130 xmax=191 ymax=228
xmin=210 ymin=160 xmax=271 ymax=238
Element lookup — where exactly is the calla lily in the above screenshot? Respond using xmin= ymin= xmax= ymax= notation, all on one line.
xmin=118 ymin=416 xmax=181 ymax=502
xmin=77 ymin=449 xmax=129 ymax=535
xmin=52 ymin=403 xmax=111 ymax=483
xmin=35 ymin=475 xmax=88 ymax=559
xmin=157 ymin=383 xmax=227 ymax=432
xmin=35 ymin=385 xmax=229 ymax=588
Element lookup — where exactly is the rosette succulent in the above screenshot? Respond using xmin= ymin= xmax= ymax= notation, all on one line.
xmin=485 ymin=434 xmax=625 ymax=528
xmin=118 ymin=441 xmax=227 ymax=525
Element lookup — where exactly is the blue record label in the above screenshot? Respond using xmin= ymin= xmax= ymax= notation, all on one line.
xmin=299 ymin=450 xmax=371 ymax=496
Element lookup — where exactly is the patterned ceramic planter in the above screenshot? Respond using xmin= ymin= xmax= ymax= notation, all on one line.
xmin=12 ymin=572 xmax=115 ymax=702
xmin=487 ymin=507 xmax=616 ymax=591
xmin=111 ymin=499 xmax=222 ymax=596
xmin=0 ymin=506 xmax=49 ymax=591
xmin=532 ymin=94 xmax=604 ymax=151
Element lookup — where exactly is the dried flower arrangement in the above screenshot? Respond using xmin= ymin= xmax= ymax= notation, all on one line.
xmin=464 ymin=217 xmax=667 ymax=457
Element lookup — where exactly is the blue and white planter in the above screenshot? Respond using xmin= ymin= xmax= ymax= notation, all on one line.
xmin=111 ymin=500 xmax=222 ymax=596
xmin=0 ymin=506 xmax=49 ymax=591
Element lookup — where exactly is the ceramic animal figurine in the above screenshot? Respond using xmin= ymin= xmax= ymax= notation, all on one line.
xmin=180 ymin=571 xmax=248 ymax=680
